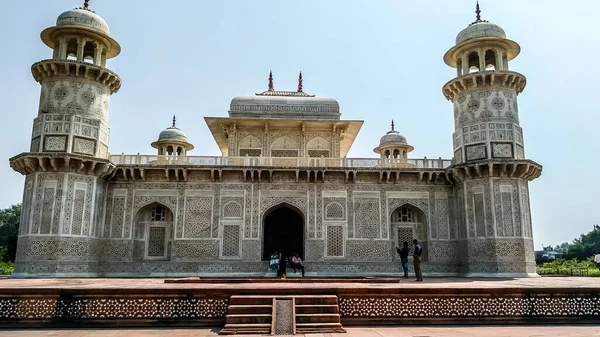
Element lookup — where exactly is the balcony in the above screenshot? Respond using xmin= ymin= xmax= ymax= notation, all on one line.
xmin=109 ymin=154 xmax=453 ymax=170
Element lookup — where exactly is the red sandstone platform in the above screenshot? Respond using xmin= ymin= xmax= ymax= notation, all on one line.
xmin=0 ymin=276 xmax=598 ymax=291
xmin=0 ymin=277 xmax=598 ymax=329
xmin=2 ymin=326 xmax=600 ymax=337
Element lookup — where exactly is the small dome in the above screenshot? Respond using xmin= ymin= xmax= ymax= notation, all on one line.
xmin=455 ymin=21 xmax=506 ymax=45
xmin=157 ymin=127 xmax=189 ymax=143
xmin=379 ymin=130 xmax=408 ymax=147
xmin=56 ymin=8 xmax=110 ymax=36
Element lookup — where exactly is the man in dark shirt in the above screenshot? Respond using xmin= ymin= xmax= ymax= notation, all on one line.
xmin=413 ymin=239 xmax=423 ymax=281
xmin=396 ymin=241 xmax=410 ymax=279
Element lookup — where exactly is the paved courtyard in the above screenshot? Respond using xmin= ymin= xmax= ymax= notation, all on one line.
xmin=2 ymin=326 xmax=600 ymax=337
xmin=0 ymin=276 xmax=598 ymax=291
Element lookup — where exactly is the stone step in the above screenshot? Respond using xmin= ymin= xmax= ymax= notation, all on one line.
xmin=295 ymin=322 xmax=346 ymax=334
xmin=227 ymin=304 xmax=273 ymax=315
xmin=229 ymin=296 xmax=274 ymax=305
xmin=220 ymin=323 xmax=272 ymax=335
xmin=296 ymin=313 xmax=340 ymax=324
xmin=295 ymin=304 xmax=339 ymax=314
xmin=294 ymin=295 xmax=338 ymax=305
xmin=225 ymin=314 xmax=272 ymax=325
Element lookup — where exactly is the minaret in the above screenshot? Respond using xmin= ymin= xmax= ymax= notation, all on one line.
xmin=443 ymin=4 xmax=542 ymax=277
xmin=9 ymin=1 xmax=121 ymax=276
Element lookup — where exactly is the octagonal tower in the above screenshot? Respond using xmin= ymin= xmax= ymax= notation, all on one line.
xmin=443 ymin=4 xmax=542 ymax=277
xmin=9 ymin=1 xmax=121 ymax=276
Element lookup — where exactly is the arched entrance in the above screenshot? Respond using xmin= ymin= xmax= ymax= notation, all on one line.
xmin=391 ymin=204 xmax=427 ymax=260
xmin=134 ymin=203 xmax=174 ymax=261
xmin=262 ymin=204 xmax=304 ymax=261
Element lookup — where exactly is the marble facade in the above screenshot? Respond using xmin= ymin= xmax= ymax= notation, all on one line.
xmin=9 ymin=4 xmax=542 ymax=277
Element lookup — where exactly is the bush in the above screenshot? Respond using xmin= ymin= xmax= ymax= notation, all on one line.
xmin=537 ymin=258 xmax=599 ymax=277
xmin=0 ymin=262 xmax=13 ymax=275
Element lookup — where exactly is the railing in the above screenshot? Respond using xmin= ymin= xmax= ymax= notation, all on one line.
xmin=109 ymin=154 xmax=453 ymax=169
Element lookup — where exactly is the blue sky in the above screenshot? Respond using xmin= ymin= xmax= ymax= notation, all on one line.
xmin=0 ymin=1 xmax=598 ymax=248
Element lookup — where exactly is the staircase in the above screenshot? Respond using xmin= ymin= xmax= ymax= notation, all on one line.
xmin=220 ymin=295 xmax=345 ymax=335
xmin=220 ymin=296 xmax=273 ymax=335
xmin=295 ymin=295 xmax=345 ymax=334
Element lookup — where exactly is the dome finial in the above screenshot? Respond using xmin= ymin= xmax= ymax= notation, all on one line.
xmin=474 ymin=1 xmax=482 ymax=23
xmin=298 ymin=71 xmax=303 ymax=92
xmin=84 ymin=0 xmax=90 ymax=10
xmin=268 ymin=71 xmax=274 ymax=91
xmin=391 ymin=120 xmax=395 ymax=132
xmin=172 ymin=115 xmax=176 ymax=128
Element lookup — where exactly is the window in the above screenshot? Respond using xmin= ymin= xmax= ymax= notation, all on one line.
xmin=151 ymin=205 xmax=167 ymax=221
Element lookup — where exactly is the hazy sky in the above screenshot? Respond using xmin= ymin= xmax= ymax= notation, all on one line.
xmin=0 ymin=1 xmax=598 ymax=248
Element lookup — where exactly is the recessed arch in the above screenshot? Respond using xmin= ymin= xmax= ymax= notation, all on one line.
xmin=262 ymin=203 xmax=304 ymax=261
xmin=468 ymin=51 xmax=480 ymax=72
xmin=325 ymin=202 xmax=344 ymax=220
xmin=134 ymin=202 xmax=174 ymax=261
xmin=223 ymin=201 xmax=243 ymax=219
xmin=390 ymin=203 xmax=428 ymax=260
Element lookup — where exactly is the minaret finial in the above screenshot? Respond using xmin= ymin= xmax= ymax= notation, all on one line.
xmin=268 ymin=71 xmax=274 ymax=91
xmin=475 ymin=1 xmax=481 ymax=22
xmin=391 ymin=120 xmax=395 ymax=132
xmin=84 ymin=0 xmax=90 ymax=10
xmin=298 ymin=71 xmax=303 ymax=92
xmin=172 ymin=115 xmax=176 ymax=127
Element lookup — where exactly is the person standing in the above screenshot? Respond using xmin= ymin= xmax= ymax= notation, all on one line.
xmin=595 ymin=251 xmax=600 ymax=268
xmin=396 ymin=241 xmax=410 ymax=279
xmin=277 ymin=251 xmax=287 ymax=278
xmin=413 ymin=239 xmax=423 ymax=281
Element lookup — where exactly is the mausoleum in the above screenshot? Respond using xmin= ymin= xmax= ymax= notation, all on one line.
xmin=9 ymin=2 xmax=542 ymax=277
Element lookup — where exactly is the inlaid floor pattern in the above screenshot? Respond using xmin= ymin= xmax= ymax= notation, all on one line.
xmin=220 ymin=295 xmax=345 ymax=335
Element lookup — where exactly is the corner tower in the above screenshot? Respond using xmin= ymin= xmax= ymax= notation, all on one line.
xmin=443 ymin=4 xmax=542 ymax=276
xmin=9 ymin=1 xmax=121 ymax=276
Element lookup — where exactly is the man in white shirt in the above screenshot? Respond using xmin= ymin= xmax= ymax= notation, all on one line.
xmin=594 ymin=252 xmax=600 ymax=268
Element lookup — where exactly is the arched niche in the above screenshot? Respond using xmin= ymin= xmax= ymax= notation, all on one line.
xmin=134 ymin=202 xmax=174 ymax=261
xmin=262 ymin=203 xmax=304 ymax=261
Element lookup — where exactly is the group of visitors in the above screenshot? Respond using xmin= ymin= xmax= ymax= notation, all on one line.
xmin=269 ymin=251 xmax=305 ymax=278
xmin=268 ymin=239 xmax=424 ymax=281
xmin=396 ymin=239 xmax=423 ymax=281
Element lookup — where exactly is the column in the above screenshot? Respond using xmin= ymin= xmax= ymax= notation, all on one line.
xmin=463 ymin=52 xmax=470 ymax=74
xmin=478 ymin=49 xmax=485 ymax=71
xmin=495 ymin=48 xmax=503 ymax=71
xmin=94 ymin=43 xmax=103 ymax=66
xmin=58 ymin=37 xmax=67 ymax=59
xmin=76 ymin=37 xmax=86 ymax=61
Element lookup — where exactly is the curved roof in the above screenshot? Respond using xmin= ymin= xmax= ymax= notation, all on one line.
xmin=456 ymin=21 xmax=506 ymax=45
xmin=40 ymin=8 xmax=121 ymax=58
xmin=151 ymin=125 xmax=194 ymax=151
xmin=229 ymin=90 xmax=341 ymax=120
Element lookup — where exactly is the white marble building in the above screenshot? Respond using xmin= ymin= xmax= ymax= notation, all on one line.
xmin=9 ymin=3 xmax=542 ymax=277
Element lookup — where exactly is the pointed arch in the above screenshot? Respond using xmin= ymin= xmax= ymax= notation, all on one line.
xmin=134 ymin=202 xmax=174 ymax=261
xmin=222 ymin=201 xmax=243 ymax=219
xmin=239 ymin=135 xmax=262 ymax=149
xmin=262 ymin=202 xmax=305 ymax=260
xmin=271 ymin=136 xmax=298 ymax=149
xmin=306 ymin=136 xmax=330 ymax=150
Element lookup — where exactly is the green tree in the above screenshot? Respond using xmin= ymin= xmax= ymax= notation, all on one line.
xmin=562 ymin=224 xmax=600 ymax=261
xmin=0 ymin=204 xmax=20 ymax=262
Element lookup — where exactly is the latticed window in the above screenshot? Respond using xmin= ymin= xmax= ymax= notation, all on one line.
xmin=325 ymin=202 xmax=344 ymax=220
xmin=223 ymin=201 xmax=242 ymax=219
xmin=397 ymin=227 xmax=414 ymax=254
xmin=151 ymin=205 xmax=167 ymax=221
xmin=239 ymin=148 xmax=261 ymax=157
xmin=396 ymin=206 xmax=418 ymax=223
xmin=326 ymin=225 xmax=344 ymax=257
xmin=271 ymin=149 xmax=299 ymax=157
xmin=308 ymin=149 xmax=330 ymax=158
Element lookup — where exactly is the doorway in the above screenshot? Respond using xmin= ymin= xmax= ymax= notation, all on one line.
xmin=262 ymin=204 xmax=304 ymax=261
